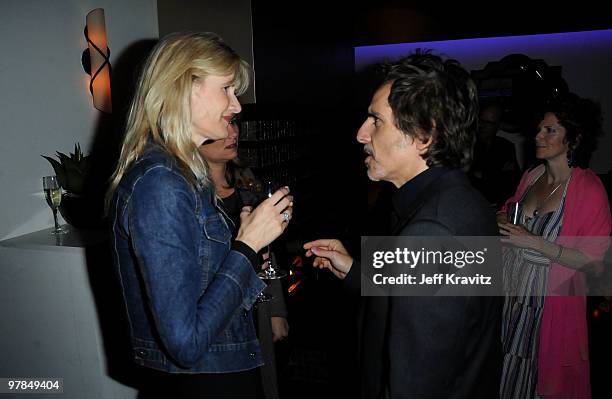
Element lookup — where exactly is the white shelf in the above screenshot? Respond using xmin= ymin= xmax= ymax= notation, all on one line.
xmin=0 ymin=228 xmax=137 ymax=399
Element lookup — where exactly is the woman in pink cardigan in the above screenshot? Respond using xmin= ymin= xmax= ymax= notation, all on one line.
xmin=497 ymin=93 xmax=611 ymax=399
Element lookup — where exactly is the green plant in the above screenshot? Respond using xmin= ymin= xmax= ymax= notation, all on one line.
xmin=42 ymin=143 xmax=90 ymax=195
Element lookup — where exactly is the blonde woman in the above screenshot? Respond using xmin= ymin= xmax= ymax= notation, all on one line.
xmin=106 ymin=32 xmax=293 ymax=398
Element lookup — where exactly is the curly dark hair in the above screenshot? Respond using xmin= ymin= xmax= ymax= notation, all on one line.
xmin=381 ymin=50 xmax=479 ymax=170
xmin=544 ymin=93 xmax=603 ymax=168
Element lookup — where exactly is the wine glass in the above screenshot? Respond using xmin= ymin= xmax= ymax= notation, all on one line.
xmin=258 ymin=179 xmax=287 ymax=280
xmin=42 ymin=176 xmax=67 ymax=235
xmin=506 ymin=201 xmax=522 ymax=225
xmin=254 ymin=252 xmax=274 ymax=304
xmin=245 ymin=179 xmax=289 ymax=304
xmin=238 ymin=179 xmax=275 ymax=304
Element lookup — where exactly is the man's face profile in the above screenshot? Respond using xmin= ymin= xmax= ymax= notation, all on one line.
xmin=356 ymin=82 xmax=426 ymax=188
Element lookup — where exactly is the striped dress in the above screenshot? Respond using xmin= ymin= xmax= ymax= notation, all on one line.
xmin=500 ymin=173 xmax=571 ymax=399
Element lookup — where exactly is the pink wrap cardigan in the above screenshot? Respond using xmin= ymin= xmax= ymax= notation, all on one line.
xmin=502 ymin=165 xmax=611 ymax=398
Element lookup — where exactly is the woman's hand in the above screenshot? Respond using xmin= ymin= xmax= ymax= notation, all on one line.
xmin=496 ymin=210 xmax=508 ymax=225
xmin=236 ymin=187 xmax=293 ymax=253
xmin=270 ymin=317 xmax=289 ymax=342
xmin=498 ymin=221 xmax=542 ymax=250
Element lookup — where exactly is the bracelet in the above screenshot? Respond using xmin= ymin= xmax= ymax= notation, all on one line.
xmin=553 ymin=244 xmax=564 ymax=262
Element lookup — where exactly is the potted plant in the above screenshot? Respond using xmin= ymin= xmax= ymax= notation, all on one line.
xmin=42 ymin=143 xmax=89 ymax=196
xmin=42 ymin=143 xmax=100 ymax=228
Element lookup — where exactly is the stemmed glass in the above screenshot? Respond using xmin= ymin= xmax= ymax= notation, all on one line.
xmin=42 ymin=176 xmax=67 ymax=234
xmin=506 ymin=201 xmax=522 ymax=225
xmin=244 ymin=179 xmax=289 ymax=304
xmin=258 ymin=180 xmax=287 ymax=280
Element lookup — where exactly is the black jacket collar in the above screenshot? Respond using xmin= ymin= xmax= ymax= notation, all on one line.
xmin=392 ymin=167 xmax=449 ymax=219
xmin=390 ymin=167 xmax=472 ymax=233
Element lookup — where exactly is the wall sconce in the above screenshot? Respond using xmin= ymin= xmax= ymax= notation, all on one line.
xmin=81 ymin=8 xmax=112 ymax=113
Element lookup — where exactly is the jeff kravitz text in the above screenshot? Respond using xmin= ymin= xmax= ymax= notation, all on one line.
xmin=372 ymin=273 xmax=492 ymax=285
xmin=369 ymin=246 xmax=493 ymax=287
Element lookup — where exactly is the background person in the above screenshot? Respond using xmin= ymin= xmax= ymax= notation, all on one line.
xmin=498 ymin=93 xmax=611 ymax=398
xmin=469 ymin=100 xmax=520 ymax=207
xmin=199 ymin=119 xmax=289 ymax=399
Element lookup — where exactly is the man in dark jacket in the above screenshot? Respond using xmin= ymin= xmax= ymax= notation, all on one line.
xmin=304 ymin=52 xmax=502 ymax=399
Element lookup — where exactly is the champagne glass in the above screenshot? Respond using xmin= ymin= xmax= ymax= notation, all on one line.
xmin=241 ymin=179 xmax=274 ymax=304
xmin=258 ymin=180 xmax=287 ymax=280
xmin=42 ymin=176 xmax=67 ymax=234
xmin=506 ymin=201 xmax=522 ymax=225
xmin=249 ymin=180 xmax=289 ymax=305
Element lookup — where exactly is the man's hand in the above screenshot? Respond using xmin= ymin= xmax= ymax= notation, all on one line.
xmin=303 ymin=239 xmax=353 ymax=279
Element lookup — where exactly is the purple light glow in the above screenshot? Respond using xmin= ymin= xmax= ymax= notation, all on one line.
xmin=355 ymin=29 xmax=612 ymax=72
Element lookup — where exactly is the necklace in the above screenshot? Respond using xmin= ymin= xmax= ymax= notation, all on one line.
xmin=533 ymin=181 xmax=564 ymax=217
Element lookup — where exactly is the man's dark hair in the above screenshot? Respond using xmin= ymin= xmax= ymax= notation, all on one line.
xmin=381 ymin=50 xmax=479 ymax=170
xmin=544 ymin=93 xmax=602 ymax=168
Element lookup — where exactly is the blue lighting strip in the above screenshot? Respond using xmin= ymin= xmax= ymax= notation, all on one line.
xmin=355 ymin=29 xmax=612 ymax=72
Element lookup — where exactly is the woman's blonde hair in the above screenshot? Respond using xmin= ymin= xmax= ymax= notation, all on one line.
xmin=105 ymin=32 xmax=250 ymax=209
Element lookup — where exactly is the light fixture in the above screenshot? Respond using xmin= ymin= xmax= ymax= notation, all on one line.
xmin=82 ymin=8 xmax=112 ymax=113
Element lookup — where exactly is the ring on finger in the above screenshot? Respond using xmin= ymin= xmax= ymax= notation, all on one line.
xmin=282 ymin=211 xmax=290 ymax=223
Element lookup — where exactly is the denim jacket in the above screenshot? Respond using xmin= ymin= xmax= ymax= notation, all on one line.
xmin=109 ymin=145 xmax=266 ymax=373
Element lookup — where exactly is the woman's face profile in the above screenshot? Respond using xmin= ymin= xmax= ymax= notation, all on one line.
xmin=535 ymin=112 xmax=570 ymax=162
xmin=199 ymin=120 xmax=239 ymax=164
xmin=190 ymin=73 xmax=241 ymax=145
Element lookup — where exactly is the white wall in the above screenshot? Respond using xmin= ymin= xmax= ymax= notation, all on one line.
xmin=355 ymin=30 xmax=612 ymax=174
xmin=0 ymin=0 xmax=159 ymax=240
xmin=157 ymin=0 xmax=255 ymax=103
